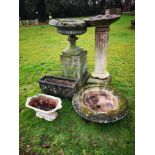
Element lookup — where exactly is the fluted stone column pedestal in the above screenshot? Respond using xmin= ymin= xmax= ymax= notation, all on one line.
xmin=84 ymin=14 xmax=120 ymax=86
xmin=87 ymin=26 xmax=111 ymax=86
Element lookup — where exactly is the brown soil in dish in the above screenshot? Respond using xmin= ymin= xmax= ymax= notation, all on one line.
xmin=83 ymin=90 xmax=117 ymax=113
xmin=44 ymin=78 xmax=74 ymax=86
xmin=29 ymin=96 xmax=58 ymax=111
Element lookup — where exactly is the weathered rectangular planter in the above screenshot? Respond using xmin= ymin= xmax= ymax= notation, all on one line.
xmin=38 ymin=76 xmax=79 ymax=98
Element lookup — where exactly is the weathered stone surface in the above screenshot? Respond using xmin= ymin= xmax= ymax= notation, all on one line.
xmin=62 ymin=35 xmax=84 ymax=56
xmin=60 ymin=50 xmax=89 ymax=86
xmin=84 ymin=14 xmax=120 ymax=83
xmin=87 ymin=75 xmax=111 ymax=86
xmin=49 ymin=18 xmax=87 ymax=35
xmin=84 ymin=14 xmax=120 ymax=27
xmin=49 ymin=18 xmax=89 ymax=86
xmin=72 ymin=85 xmax=128 ymax=123
xmin=91 ymin=26 xmax=110 ymax=79
xmin=39 ymin=76 xmax=79 ymax=98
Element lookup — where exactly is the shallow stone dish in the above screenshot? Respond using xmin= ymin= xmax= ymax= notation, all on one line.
xmin=26 ymin=94 xmax=62 ymax=121
xmin=72 ymin=86 xmax=128 ymax=123
xmin=49 ymin=18 xmax=87 ymax=35
xmin=84 ymin=14 xmax=120 ymax=27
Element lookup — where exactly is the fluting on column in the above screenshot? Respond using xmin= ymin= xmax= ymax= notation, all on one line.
xmin=84 ymin=14 xmax=120 ymax=85
xmin=92 ymin=26 xmax=110 ymax=79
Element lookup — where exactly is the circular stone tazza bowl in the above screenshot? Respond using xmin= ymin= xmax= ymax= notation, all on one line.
xmin=84 ymin=14 xmax=121 ymax=27
xmin=49 ymin=18 xmax=87 ymax=35
xmin=26 ymin=94 xmax=62 ymax=121
xmin=72 ymin=86 xmax=128 ymax=123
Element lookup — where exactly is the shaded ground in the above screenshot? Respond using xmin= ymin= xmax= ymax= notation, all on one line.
xmin=19 ymin=15 xmax=135 ymax=155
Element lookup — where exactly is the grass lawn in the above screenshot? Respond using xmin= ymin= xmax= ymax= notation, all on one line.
xmin=19 ymin=15 xmax=135 ymax=155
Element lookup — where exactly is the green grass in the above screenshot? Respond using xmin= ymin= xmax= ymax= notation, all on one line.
xmin=20 ymin=15 xmax=135 ymax=155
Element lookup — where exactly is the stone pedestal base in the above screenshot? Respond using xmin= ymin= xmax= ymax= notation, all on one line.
xmin=60 ymin=49 xmax=89 ymax=86
xmin=87 ymin=75 xmax=111 ymax=86
xmin=91 ymin=71 xmax=109 ymax=79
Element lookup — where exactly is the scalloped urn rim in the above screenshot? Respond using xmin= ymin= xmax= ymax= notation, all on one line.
xmin=49 ymin=18 xmax=87 ymax=35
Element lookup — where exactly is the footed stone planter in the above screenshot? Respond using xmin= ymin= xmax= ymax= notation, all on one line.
xmin=26 ymin=94 xmax=62 ymax=121
xmin=72 ymin=85 xmax=128 ymax=123
xmin=38 ymin=76 xmax=79 ymax=98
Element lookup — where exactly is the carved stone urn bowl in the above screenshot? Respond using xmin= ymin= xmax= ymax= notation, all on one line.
xmin=49 ymin=18 xmax=87 ymax=54
xmin=49 ymin=18 xmax=87 ymax=35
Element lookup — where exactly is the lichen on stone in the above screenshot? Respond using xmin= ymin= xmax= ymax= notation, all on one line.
xmin=72 ymin=86 xmax=128 ymax=123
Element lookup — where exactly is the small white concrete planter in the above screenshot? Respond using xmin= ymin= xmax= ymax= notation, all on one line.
xmin=26 ymin=94 xmax=62 ymax=121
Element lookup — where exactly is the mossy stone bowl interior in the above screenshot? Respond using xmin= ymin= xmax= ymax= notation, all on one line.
xmin=72 ymin=85 xmax=128 ymax=123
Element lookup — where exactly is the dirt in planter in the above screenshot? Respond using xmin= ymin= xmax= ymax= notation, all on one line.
xmin=44 ymin=77 xmax=74 ymax=86
xmin=29 ymin=96 xmax=58 ymax=111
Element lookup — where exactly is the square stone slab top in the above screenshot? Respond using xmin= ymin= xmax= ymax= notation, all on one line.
xmin=84 ymin=14 xmax=121 ymax=27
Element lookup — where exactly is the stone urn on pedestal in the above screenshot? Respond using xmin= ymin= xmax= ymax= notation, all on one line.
xmin=49 ymin=19 xmax=89 ymax=86
xmin=84 ymin=14 xmax=120 ymax=85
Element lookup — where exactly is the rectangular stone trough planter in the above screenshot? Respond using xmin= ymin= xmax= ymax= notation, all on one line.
xmin=38 ymin=76 xmax=79 ymax=98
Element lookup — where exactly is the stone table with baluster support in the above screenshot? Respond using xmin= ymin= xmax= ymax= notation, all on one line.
xmin=84 ymin=14 xmax=120 ymax=85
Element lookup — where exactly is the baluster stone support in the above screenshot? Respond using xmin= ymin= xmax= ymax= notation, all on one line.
xmin=91 ymin=26 xmax=110 ymax=79
xmin=84 ymin=14 xmax=120 ymax=85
